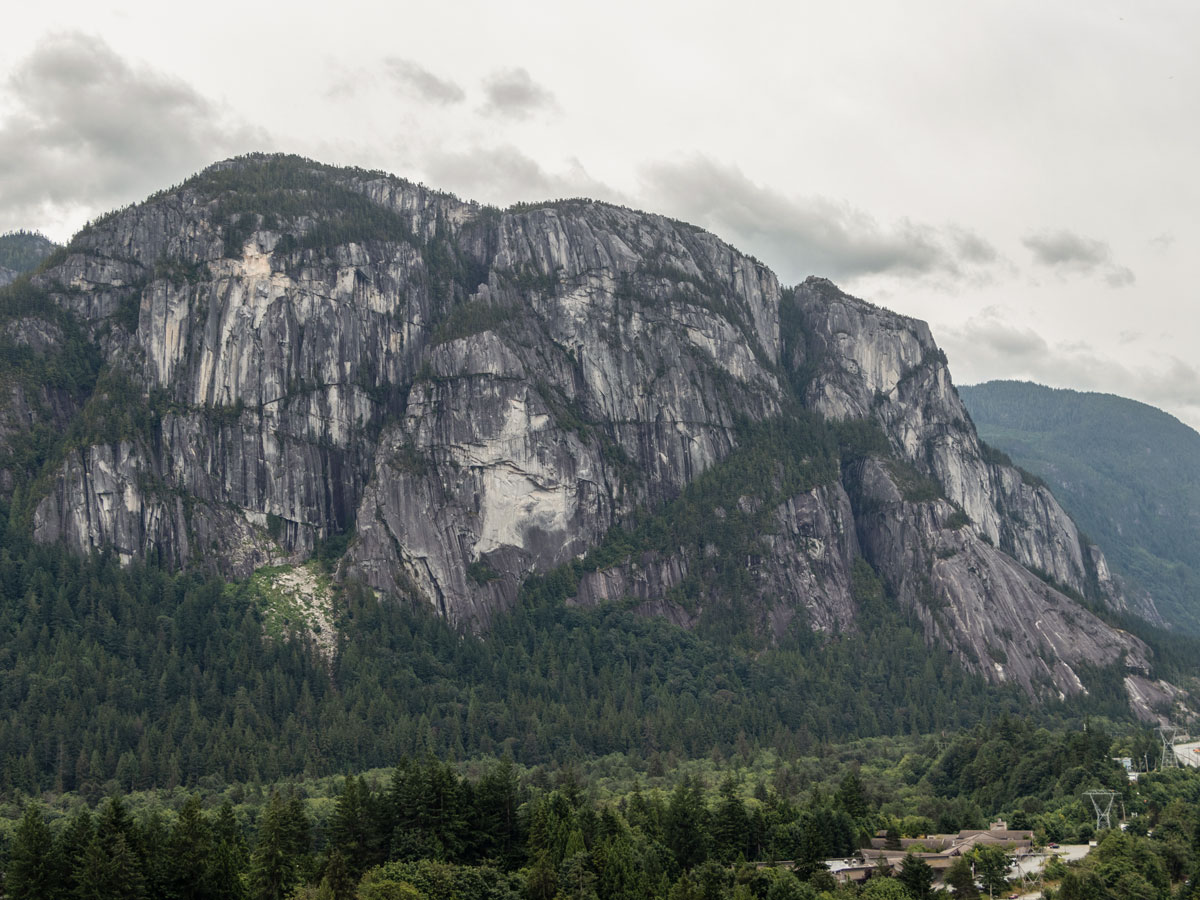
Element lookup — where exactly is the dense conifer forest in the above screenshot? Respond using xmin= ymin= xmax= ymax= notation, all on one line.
xmin=3 ymin=156 xmax=1200 ymax=900
xmin=0 ymin=232 xmax=58 ymax=276
xmin=7 ymin=529 xmax=1192 ymax=798
xmin=4 ymin=722 xmax=1200 ymax=900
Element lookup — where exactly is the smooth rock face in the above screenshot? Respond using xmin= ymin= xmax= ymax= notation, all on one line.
xmin=846 ymin=456 xmax=1147 ymax=700
xmin=9 ymin=155 xmax=1167 ymax=715
xmin=792 ymin=279 xmax=1098 ymax=599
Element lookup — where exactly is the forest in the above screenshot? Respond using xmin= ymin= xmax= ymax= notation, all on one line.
xmin=4 ymin=719 xmax=1200 ymax=900
xmin=3 ymin=155 xmax=1200 ymax=900
xmin=6 ymin=532 xmax=1172 ymax=798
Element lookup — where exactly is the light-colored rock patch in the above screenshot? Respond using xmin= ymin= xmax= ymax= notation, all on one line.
xmin=246 ymin=562 xmax=338 ymax=666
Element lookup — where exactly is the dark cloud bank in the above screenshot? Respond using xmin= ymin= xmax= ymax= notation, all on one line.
xmin=0 ymin=32 xmax=262 ymax=232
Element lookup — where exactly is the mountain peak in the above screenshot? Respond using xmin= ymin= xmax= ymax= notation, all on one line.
xmin=1 ymin=155 xmax=1187 ymax=720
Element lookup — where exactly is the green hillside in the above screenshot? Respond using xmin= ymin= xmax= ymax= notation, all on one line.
xmin=0 ymin=231 xmax=58 ymax=274
xmin=959 ymin=380 xmax=1200 ymax=633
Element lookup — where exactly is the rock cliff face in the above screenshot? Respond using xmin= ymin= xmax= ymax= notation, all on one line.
xmin=2 ymin=154 xmax=1173 ymax=716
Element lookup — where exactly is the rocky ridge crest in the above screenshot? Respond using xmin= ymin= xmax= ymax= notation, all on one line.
xmin=0 ymin=154 xmax=1176 ymax=718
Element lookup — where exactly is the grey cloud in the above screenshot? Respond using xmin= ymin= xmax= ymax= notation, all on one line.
xmin=481 ymin=68 xmax=557 ymax=119
xmin=946 ymin=308 xmax=1050 ymax=363
xmin=638 ymin=156 xmax=1000 ymax=284
xmin=942 ymin=309 xmax=1200 ymax=430
xmin=1022 ymin=229 xmax=1134 ymax=287
xmin=951 ymin=228 xmax=1000 ymax=265
xmin=0 ymin=32 xmax=264 ymax=232
xmin=322 ymin=69 xmax=360 ymax=101
xmin=1133 ymin=358 xmax=1200 ymax=417
xmin=1023 ymin=230 xmax=1109 ymax=268
xmin=1105 ymin=266 xmax=1135 ymax=288
xmin=422 ymin=145 xmax=620 ymax=207
xmin=385 ymin=58 xmax=465 ymax=105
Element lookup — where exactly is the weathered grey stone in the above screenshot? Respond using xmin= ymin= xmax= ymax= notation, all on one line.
xmin=14 ymin=155 xmax=1172 ymax=716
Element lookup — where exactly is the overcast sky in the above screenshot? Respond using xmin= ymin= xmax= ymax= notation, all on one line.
xmin=3 ymin=0 xmax=1198 ymax=429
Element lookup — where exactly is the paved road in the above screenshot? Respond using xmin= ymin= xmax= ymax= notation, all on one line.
xmin=1172 ymin=741 xmax=1200 ymax=767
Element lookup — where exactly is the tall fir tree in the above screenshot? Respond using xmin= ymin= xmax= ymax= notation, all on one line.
xmin=6 ymin=804 xmax=60 ymax=900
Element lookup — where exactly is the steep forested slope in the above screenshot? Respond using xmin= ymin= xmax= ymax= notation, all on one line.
xmin=960 ymin=381 xmax=1200 ymax=634
xmin=0 ymin=231 xmax=58 ymax=287
xmin=0 ymin=156 xmax=1196 ymax=796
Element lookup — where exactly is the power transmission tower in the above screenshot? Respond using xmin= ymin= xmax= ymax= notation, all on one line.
xmin=1084 ymin=791 xmax=1116 ymax=832
xmin=1160 ymin=726 xmax=1182 ymax=769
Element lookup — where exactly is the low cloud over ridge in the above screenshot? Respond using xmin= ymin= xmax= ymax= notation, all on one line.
xmin=422 ymin=145 xmax=617 ymax=207
xmin=638 ymin=156 xmax=1001 ymax=285
xmin=0 ymin=32 xmax=263 ymax=234
xmin=943 ymin=307 xmax=1200 ymax=429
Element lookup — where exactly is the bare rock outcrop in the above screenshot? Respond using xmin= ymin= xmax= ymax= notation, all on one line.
xmin=2 ymin=153 xmax=1171 ymax=714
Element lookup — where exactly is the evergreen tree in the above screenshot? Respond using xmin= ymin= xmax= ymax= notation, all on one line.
xmin=329 ymin=775 xmax=372 ymax=874
xmin=209 ymin=800 xmax=250 ymax=900
xmin=137 ymin=811 xmax=173 ymax=900
xmin=6 ymin=804 xmax=60 ymax=900
xmin=284 ymin=793 xmax=314 ymax=880
xmin=472 ymin=757 xmax=524 ymax=868
xmin=897 ymin=853 xmax=934 ymax=900
xmin=248 ymin=792 xmax=305 ymax=900
xmin=170 ymin=793 xmax=214 ymax=900
xmin=711 ymin=776 xmax=750 ymax=863
xmin=55 ymin=809 xmax=95 ymax=897
xmin=322 ymin=848 xmax=356 ymax=900
xmin=835 ymin=772 xmax=869 ymax=821
xmin=665 ymin=776 xmax=710 ymax=873
xmin=389 ymin=756 xmax=468 ymax=861
xmin=559 ymin=851 xmax=600 ymax=900
xmin=945 ymin=856 xmax=979 ymax=900
xmin=525 ymin=852 xmax=559 ymax=900
xmin=75 ymin=832 xmax=146 ymax=900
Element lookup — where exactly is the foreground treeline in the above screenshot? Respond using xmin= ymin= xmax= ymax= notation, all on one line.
xmin=5 ymin=755 xmax=860 ymax=900
xmin=5 ymin=727 xmax=1200 ymax=900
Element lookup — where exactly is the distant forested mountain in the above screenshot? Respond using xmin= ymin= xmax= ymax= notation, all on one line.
xmin=960 ymin=380 xmax=1200 ymax=633
xmin=0 ymin=231 xmax=58 ymax=284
